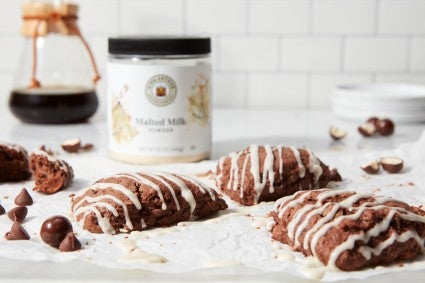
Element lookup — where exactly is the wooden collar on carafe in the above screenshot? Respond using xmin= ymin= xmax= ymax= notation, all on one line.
xmin=21 ymin=1 xmax=101 ymax=88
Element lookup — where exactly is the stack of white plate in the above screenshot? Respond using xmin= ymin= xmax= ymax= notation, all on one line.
xmin=332 ymin=83 xmax=425 ymax=123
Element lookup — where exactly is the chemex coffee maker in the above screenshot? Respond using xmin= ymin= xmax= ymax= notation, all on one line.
xmin=9 ymin=0 xmax=100 ymax=124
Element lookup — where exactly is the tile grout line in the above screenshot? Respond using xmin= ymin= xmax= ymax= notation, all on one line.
xmin=308 ymin=0 xmax=313 ymax=35
xmin=340 ymin=35 xmax=346 ymax=73
xmin=374 ymin=0 xmax=380 ymax=35
xmin=245 ymin=0 xmax=251 ymax=35
xmin=116 ymin=0 xmax=121 ymax=34
xmin=244 ymin=72 xmax=249 ymax=107
xmin=182 ymin=0 xmax=188 ymax=34
xmin=306 ymin=72 xmax=312 ymax=108
xmin=406 ymin=35 xmax=412 ymax=73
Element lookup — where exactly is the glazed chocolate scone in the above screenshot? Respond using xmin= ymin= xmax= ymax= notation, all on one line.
xmin=216 ymin=145 xmax=341 ymax=206
xmin=30 ymin=149 xmax=74 ymax=194
xmin=71 ymin=171 xmax=228 ymax=234
xmin=270 ymin=189 xmax=425 ymax=271
xmin=0 ymin=141 xmax=31 ymax=182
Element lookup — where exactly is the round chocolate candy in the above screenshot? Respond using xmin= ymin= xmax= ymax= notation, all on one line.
xmin=40 ymin=216 xmax=73 ymax=248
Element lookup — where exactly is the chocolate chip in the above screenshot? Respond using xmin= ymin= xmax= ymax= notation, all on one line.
xmin=0 ymin=204 xmax=5 ymax=215
xmin=40 ymin=216 xmax=73 ymax=248
xmin=5 ymin=222 xmax=30 ymax=240
xmin=7 ymin=206 xmax=28 ymax=223
xmin=59 ymin=232 xmax=81 ymax=252
xmin=14 ymin=188 xmax=33 ymax=206
xmin=329 ymin=168 xmax=342 ymax=182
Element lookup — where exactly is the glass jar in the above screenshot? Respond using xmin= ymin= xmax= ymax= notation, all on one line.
xmin=107 ymin=37 xmax=212 ymax=164
xmin=9 ymin=1 xmax=100 ymax=124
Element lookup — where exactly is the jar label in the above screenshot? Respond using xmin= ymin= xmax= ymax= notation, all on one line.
xmin=107 ymin=62 xmax=212 ymax=161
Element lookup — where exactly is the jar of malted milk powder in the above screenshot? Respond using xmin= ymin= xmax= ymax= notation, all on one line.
xmin=107 ymin=37 xmax=212 ymax=164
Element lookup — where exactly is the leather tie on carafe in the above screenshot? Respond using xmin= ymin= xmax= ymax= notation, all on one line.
xmin=21 ymin=2 xmax=101 ymax=88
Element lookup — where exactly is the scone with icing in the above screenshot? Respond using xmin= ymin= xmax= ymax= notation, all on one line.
xmin=270 ymin=189 xmax=425 ymax=271
xmin=71 ymin=171 xmax=228 ymax=234
xmin=216 ymin=145 xmax=341 ymax=206
xmin=30 ymin=149 xmax=74 ymax=194
xmin=0 ymin=141 xmax=31 ymax=182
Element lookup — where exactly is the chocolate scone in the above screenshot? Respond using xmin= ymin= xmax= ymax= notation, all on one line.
xmin=30 ymin=149 xmax=74 ymax=194
xmin=71 ymin=171 xmax=228 ymax=234
xmin=270 ymin=189 xmax=425 ymax=271
xmin=0 ymin=141 xmax=31 ymax=182
xmin=216 ymin=145 xmax=341 ymax=206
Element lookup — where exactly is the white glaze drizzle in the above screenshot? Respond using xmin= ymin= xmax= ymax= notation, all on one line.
xmin=289 ymin=146 xmax=305 ymax=178
xmin=32 ymin=149 xmax=71 ymax=174
xmin=154 ymin=172 xmax=198 ymax=217
xmin=73 ymin=171 xmax=219 ymax=234
xmin=74 ymin=182 xmax=142 ymax=209
xmin=217 ymin=145 xmax=324 ymax=204
xmin=76 ymin=204 xmax=115 ymax=234
xmin=115 ymin=172 xmax=168 ymax=210
xmin=275 ymin=189 xmax=425 ymax=269
xmin=73 ymin=194 xmax=134 ymax=230
xmin=73 ymin=182 xmax=143 ymax=234
xmin=227 ymin=151 xmax=243 ymax=191
xmin=178 ymin=174 xmax=217 ymax=201
xmin=306 ymin=149 xmax=323 ymax=184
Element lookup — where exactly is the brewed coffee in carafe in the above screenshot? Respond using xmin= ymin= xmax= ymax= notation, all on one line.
xmin=9 ymin=1 xmax=100 ymax=124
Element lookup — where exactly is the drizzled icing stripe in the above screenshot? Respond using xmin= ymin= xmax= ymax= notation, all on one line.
xmin=178 ymin=174 xmax=217 ymax=201
xmin=115 ymin=173 xmax=168 ymax=210
xmin=74 ymin=182 xmax=142 ymax=209
xmin=73 ymin=171 xmax=219 ymax=234
xmin=155 ymin=172 xmax=197 ymax=216
xmin=73 ymin=194 xmax=134 ymax=230
xmin=306 ymin=150 xmax=323 ymax=183
xmin=274 ymin=189 xmax=425 ymax=269
xmin=217 ymin=145 xmax=323 ymax=204
xmin=289 ymin=146 xmax=305 ymax=178
xmin=32 ymin=149 xmax=72 ymax=174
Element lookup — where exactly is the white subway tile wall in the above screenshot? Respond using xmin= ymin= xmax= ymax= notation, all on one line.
xmin=1 ymin=0 xmax=425 ymax=111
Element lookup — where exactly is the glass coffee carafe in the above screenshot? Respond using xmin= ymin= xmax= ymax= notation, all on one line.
xmin=9 ymin=0 xmax=100 ymax=124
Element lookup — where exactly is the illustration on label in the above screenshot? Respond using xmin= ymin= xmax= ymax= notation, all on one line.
xmin=111 ymin=84 xmax=139 ymax=143
xmin=188 ymin=74 xmax=210 ymax=127
xmin=145 ymin=74 xmax=177 ymax=107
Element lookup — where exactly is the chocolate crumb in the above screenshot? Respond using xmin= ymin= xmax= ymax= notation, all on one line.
xmin=7 ymin=206 xmax=28 ymax=223
xmin=408 ymin=182 xmax=415 ymax=186
xmin=5 ymin=222 xmax=30 ymax=240
xmin=39 ymin=145 xmax=55 ymax=156
xmin=14 ymin=188 xmax=33 ymax=206
xmin=81 ymin=143 xmax=94 ymax=151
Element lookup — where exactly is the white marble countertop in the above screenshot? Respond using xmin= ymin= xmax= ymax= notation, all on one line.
xmin=0 ymin=108 xmax=424 ymax=283
xmin=2 ymin=108 xmax=423 ymax=159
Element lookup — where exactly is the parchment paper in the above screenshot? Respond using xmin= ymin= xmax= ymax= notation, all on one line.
xmin=1 ymin=132 xmax=425 ymax=281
